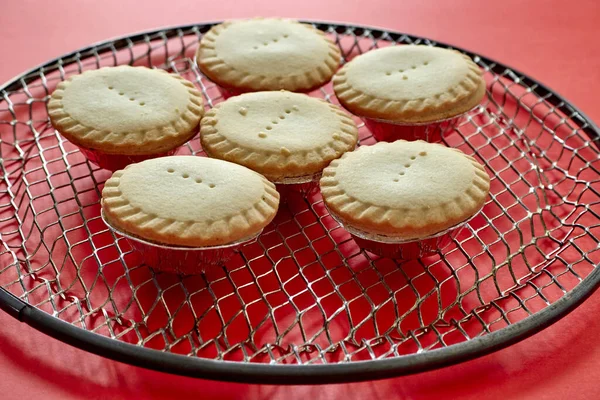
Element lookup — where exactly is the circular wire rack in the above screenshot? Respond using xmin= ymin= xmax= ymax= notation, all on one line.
xmin=1 ymin=21 xmax=600 ymax=384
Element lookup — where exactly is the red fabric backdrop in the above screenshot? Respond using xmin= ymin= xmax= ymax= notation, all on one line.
xmin=1 ymin=0 xmax=599 ymax=399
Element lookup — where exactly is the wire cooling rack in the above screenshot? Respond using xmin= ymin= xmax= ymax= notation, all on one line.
xmin=1 ymin=21 xmax=600 ymax=384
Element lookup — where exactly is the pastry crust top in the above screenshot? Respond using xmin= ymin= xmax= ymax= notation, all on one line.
xmin=48 ymin=66 xmax=204 ymax=154
xmin=101 ymin=156 xmax=280 ymax=247
xmin=196 ymin=18 xmax=341 ymax=92
xmin=333 ymin=45 xmax=486 ymax=123
xmin=200 ymin=91 xmax=358 ymax=181
xmin=320 ymin=140 xmax=490 ymax=239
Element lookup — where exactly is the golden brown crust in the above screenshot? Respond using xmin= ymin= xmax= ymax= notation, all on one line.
xmin=101 ymin=156 xmax=280 ymax=247
xmin=320 ymin=141 xmax=490 ymax=239
xmin=48 ymin=66 xmax=204 ymax=155
xmin=196 ymin=18 xmax=341 ymax=92
xmin=332 ymin=46 xmax=486 ymax=123
xmin=200 ymin=91 xmax=358 ymax=181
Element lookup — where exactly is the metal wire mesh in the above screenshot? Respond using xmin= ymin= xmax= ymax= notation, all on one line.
xmin=1 ymin=23 xmax=600 ymax=369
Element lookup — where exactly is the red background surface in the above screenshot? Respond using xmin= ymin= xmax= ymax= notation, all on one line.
xmin=1 ymin=0 xmax=600 ymax=399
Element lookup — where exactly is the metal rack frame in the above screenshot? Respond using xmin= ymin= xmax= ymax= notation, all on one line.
xmin=1 ymin=21 xmax=599 ymax=384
